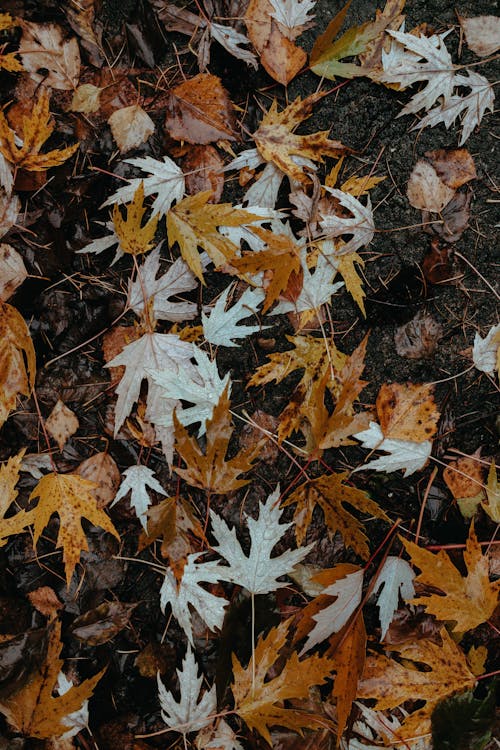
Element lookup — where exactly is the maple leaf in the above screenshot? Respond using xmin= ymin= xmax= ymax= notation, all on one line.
xmin=211 ymin=485 xmax=313 ymax=594
xmin=195 ymin=718 xmax=244 ymax=750
xmin=282 ymin=471 xmax=389 ymax=557
xmin=371 ymin=556 xmax=415 ymax=640
xmin=268 ymin=0 xmax=316 ymax=37
xmin=319 ymin=188 xmax=375 ymax=254
xmin=357 ymin=628 xmax=476 ymax=741
xmin=328 ymin=613 xmax=367 ymax=743
xmin=111 ymin=465 xmax=166 ymax=531
xmin=354 ymin=421 xmax=432 ymax=476
xmin=0 ymin=619 xmax=105 ymax=739
xmin=0 ymin=450 xmax=37 ymax=545
xmin=112 ymin=182 xmax=159 ymax=256
xmin=253 ymin=93 xmax=349 ymax=184
xmin=128 ymin=246 xmax=203 ymax=323
xmin=160 ymin=552 xmax=229 ymax=645
xmin=149 ymin=344 xmax=230 ymax=435
xmin=139 ymin=495 xmax=204 ymax=568
xmin=105 ymin=330 xmax=194 ymax=435
xmin=102 ymin=156 xmax=185 ymax=216
xmin=23 ymin=473 xmax=120 ymax=585
xmin=231 ymin=618 xmax=334 ymax=744
xmin=18 ymin=21 xmax=80 ymax=90
xmin=157 ymin=645 xmax=216 ymax=735
xmin=0 ymin=90 xmax=79 ymax=171
xmin=0 ymin=301 xmax=36 ymax=429
xmin=167 ymin=191 xmax=262 ymax=281
xmin=202 ymin=285 xmax=266 ymax=347
xmin=173 ymin=386 xmax=261 ymax=493
xmin=272 ymin=249 xmax=344 ymax=317
xmin=402 ymin=522 xmax=500 ymax=633
xmin=248 ymin=334 xmax=346 ymax=441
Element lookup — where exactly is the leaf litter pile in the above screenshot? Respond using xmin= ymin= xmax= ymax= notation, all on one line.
xmin=0 ymin=0 xmax=499 ymax=748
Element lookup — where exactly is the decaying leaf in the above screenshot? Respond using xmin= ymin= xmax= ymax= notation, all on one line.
xmin=443 ymin=450 xmax=485 ymax=517
xmin=472 ymin=323 xmax=500 ymax=376
xmin=0 ymin=301 xmax=36 ymax=429
xmin=424 ymin=148 xmax=476 ymax=189
xmin=173 ymin=386 xmax=262 ymax=493
xmin=45 ymin=400 xmax=79 ymax=450
xmin=282 ymin=471 xmax=388 ymax=557
xmin=482 ymin=460 xmax=500 ymax=523
xmin=75 ymin=452 xmax=121 ymax=509
xmin=403 ymin=522 xmax=500 ymax=633
xmin=108 ymin=104 xmax=155 ymax=153
xmin=70 ymin=601 xmax=137 ymax=645
xmin=459 ymin=15 xmax=500 ymax=57
xmin=19 ymin=21 xmax=80 ymax=90
xmin=232 ymin=618 xmax=334 ymax=743
xmin=112 ymin=182 xmax=159 ymax=255
xmin=0 ymin=243 xmax=27 ymax=301
xmin=394 ymin=312 xmax=443 ymax=360
xmin=328 ymin=611 xmax=367 ymax=743
xmin=0 ymin=619 xmax=105 ymax=739
xmin=0 ymin=91 xmax=79 ymax=172
xmin=164 ymin=73 xmax=236 ymax=144
xmin=376 ymin=382 xmax=439 ymax=441
xmin=182 ymin=145 xmax=224 ymax=202
xmin=407 ymin=160 xmax=455 ymax=213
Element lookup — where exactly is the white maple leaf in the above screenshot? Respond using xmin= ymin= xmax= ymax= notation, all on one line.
xmin=196 ymin=718 xmax=244 ymax=750
xmin=353 ymin=422 xmax=432 ymax=477
xmin=300 ymin=569 xmax=363 ymax=655
xmin=149 ymin=344 xmax=230 ymax=436
xmin=160 ymin=553 xmax=229 ymax=646
xmin=371 ymin=556 xmax=415 ymax=640
xmin=157 ymin=645 xmax=216 ymax=736
xmin=102 ymin=156 xmax=185 ymax=216
xmin=0 ymin=154 xmax=14 ymax=195
xmin=111 ymin=465 xmax=166 ymax=530
xmin=210 ymin=485 xmax=314 ymax=595
xmin=78 ymin=221 xmax=124 ymax=265
xmin=342 ymin=703 xmax=431 ymax=750
xmin=128 ymin=245 xmax=205 ymax=322
xmin=269 ymin=0 xmax=316 ymax=37
xmin=106 ymin=332 xmax=195 ymax=434
xmin=210 ymin=23 xmax=258 ymax=68
xmin=219 ymin=204 xmax=281 ymax=253
xmin=56 ymin=671 xmax=89 ymax=738
xmin=273 ymin=250 xmax=343 ymax=315
xmin=320 ymin=188 xmax=375 ymax=254
xmin=202 ymin=285 xmax=266 ymax=346
xmin=417 ymin=70 xmax=495 ymax=146
xmin=472 ymin=323 xmax=500 ymax=375
xmin=380 ymin=30 xmax=456 ymax=115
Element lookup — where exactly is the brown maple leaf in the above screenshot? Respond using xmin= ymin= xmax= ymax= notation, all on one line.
xmin=173 ymin=386 xmax=263 ymax=493
xmin=0 ymin=619 xmax=105 ymax=739
xmin=253 ymin=92 xmax=350 ymax=184
xmin=0 ymin=90 xmax=79 ymax=171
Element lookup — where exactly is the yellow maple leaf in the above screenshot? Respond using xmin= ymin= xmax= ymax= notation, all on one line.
xmin=248 ymin=334 xmax=346 ymax=441
xmin=253 ymin=92 xmax=349 ymax=184
xmin=0 ymin=90 xmax=79 ymax=171
xmin=282 ymin=471 xmax=388 ymax=556
xmin=0 ymin=301 xmax=36 ymax=428
xmin=402 ymin=521 xmax=500 ymax=633
xmin=0 ymin=13 xmax=18 ymax=31
xmin=174 ymin=386 xmax=263 ymax=493
xmin=0 ymin=52 xmax=23 ymax=72
xmin=167 ymin=191 xmax=261 ymax=282
xmin=112 ymin=181 xmax=159 ymax=256
xmin=357 ymin=628 xmax=475 ymax=742
xmin=0 ymin=619 xmax=105 ymax=738
xmin=232 ymin=618 xmax=334 ymax=744
xmin=27 ymin=473 xmax=120 ymax=585
xmin=0 ymin=450 xmax=35 ymax=544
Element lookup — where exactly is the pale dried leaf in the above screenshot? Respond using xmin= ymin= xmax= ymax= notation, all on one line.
xmin=111 ymin=465 xmax=166 ymax=530
xmin=460 ymin=15 xmax=500 ymax=57
xmin=406 ymin=160 xmax=455 ymax=212
xmin=108 ymin=105 xmax=155 ymax=153
xmin=45 ymin=400 xmax=79 ymax=450
xmin=372 ymin=557 xmax=415 ymax=640
xmin=0 ymin=244 xmax=27 ymax=301
xmin=353 ymin=422 xmax=432 ymax=476
xmin=472 ymin=323 xmax=500 ymax=375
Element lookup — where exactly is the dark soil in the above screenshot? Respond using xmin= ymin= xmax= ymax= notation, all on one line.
xmin=0 ymin=0 xmax=498 ymax=748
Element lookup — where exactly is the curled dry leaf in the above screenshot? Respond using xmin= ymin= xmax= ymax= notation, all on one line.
xmin=422 ymin=240 xmax=453 ymax=284
xmin=70 ymin=601 xmax=137 ymax=645
xmin=394 ymin=311 xmax=443 ymax=360
xmin=164 ymin=73 xmax=236 ymax=144
xmin=459 ymin=15 xmax=500 ymax=57
xmin=45 ymin=400 xmax=79 ymax=451
xmin=75 ymin=452 xmax=121 ymax=508
xmin=0 ymin=244 xmax=27 ymax=301
xmin=424 ymin=148 xmax=476 ymax=189
xmin=422 ymin=190 xmax=472 ymax=244
xmin=108 ymin=105 xmax=155 ymax=153
xmin=407 ymin=160 xmax=455 ymax=213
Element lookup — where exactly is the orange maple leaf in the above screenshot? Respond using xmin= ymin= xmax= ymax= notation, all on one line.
xmin=232 ymin=618 xmax=334 ymax=744
xmin=173 ymin=386 xmax=263 ymax=493
xmin=0 ymin=301 xmax=36 ymax=428
xmin=0 ymin=619 xmax=105 ymax=739
xmin=0 ymin=90 xmax=79 ymax=171
xmin=402 ymin=521 xmax=500 ymax=633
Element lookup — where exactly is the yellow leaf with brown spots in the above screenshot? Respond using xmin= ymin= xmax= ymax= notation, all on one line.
xmin=27 ymin=473 xmax=120 ymax=585
xmin=377 ymin=382 xmax=440 ymax=441
xmin=0 ymin=619 xmax=105 ymax=739
xmin=113 ymin=181 xmax=158 ymax=256
xmin=0 ymin=301 xmax=36 ymax=428
xmin=357 ymin=628 xmax=475 ymax=742
xmin=0 ymin=91 xmax=78 ymax=171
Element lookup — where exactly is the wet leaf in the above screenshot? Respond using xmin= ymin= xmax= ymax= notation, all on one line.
xmin=431 ymin=684 xmax=496 ymax=750
xmin=19 ymin=21 xmax=80 ymax=90
xmin=164 ymin=73 xmax=237 ymax=144
xmin=0 ymin=302 xmax=36 ymax=429
xmin=112 ymin=182 xmax=159 ymax=255
xmin=108 ymin=105 xmax=155 ymax=153
xmin=70 ymin=601 xmax=137 ymax=645
xmin=45 ymin=400 xmax=79 ymax=451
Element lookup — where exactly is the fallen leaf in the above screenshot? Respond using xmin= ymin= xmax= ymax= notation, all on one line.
xmin=0 ymin=301 xmax=36 ymax=429
xmin=138 ymin=495 xmax=204 ymax=568
xmin=70 ymin=601 xmax=137 ymax=645
xmin=27 ymin=587 xmax=62 ymax=618
xmin=319 ymin=188 xmax=376 ymax=254
xmin=108 ymin=104 xmax=155 ymax=153
xmin=111 ymin=464 xmax=166 ymax=530
xmin=443 ymin=451 xmax=485 ymax=510
xmin=173 ymin=386 xmax=262 ymax=493
xmin=45 ymin=400 xmax=79 ymax=451
xmin=422 ymin=190 xmax=472 ymax=243
xmin=0 ymin=91 xmax=79 ymax=172
xmin=394 ymin=312 xmax=443 ymax=359
xmin=0 ymin=243 xmax=27 ymax=301
xmin=70 ymin=83 xmax=102 ymax=114
xmin=27 ymin=472 xmax=120 ymax=585
xmin=0 ymin=619 xmax=105 ymax=739
xmin=357 ymin=628 xmax=475 ymax=742
xmin=403 ymin=521 xmax=500 ymax=633
xmin=371 ymin=556 xmax=415 ymax=640
xmin=358 ymin=0 xmax=406 ymax=75
xmin=19 ymin=21 xmax=80 ymax=90
xmin=182 ymin=145 xmax=224 ymax=202
xmin=424 ymin=148 xmax=476 ymax=188
xmin=112 ymin=182 xmax=159 ymax=255
xmin=195 ymin=718 xmax=244 ymax=750
xmin=431 ymin=684 xmax=496 ymax=750
xmin=0 ymin=191 xmax=20 ymax=236
xmin=231 ymin=618 xmax=334 ymax=743
xmin=472 ymin=323 xmax=500 ymax=375
xmin=353 ymin=421 xmax=433 ymax=476
xmin=459 ymin=15 xmax=500 ymax=57
xmin=328 ymin=612 xmax=366 ymax=742
xmin=407 ymin=160 xmax=455 ymax=213
xmin=376 ymin=382 xmax=440 ymax=441
xmin=164 ymin=73 xmax=236 ymax=144
xmin=282 ymin=471 xmax=389 ymax=556
xmin=64 ymin=0 xmax=104 ymax=67
xmin=103 ymin=156 xmax=185 ymax=217
xmin=422 ymin=240 xmax=453 ymax=284
xmin=482 ymin=460 xmax=500 ymax=523
xmin=75 ymin=452 xmax=121 ymax=509
xmin=202 ymin=284 xmax=266 ymax=347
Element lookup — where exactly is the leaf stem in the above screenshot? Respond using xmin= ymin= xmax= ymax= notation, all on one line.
xmin=251 ymin=591 xmax=256 ymax=699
